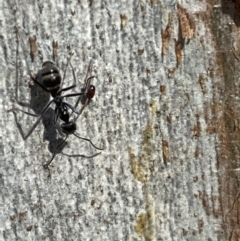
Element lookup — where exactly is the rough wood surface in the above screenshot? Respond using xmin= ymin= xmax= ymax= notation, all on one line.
xmin=1 ymin=0 xmax=240 ymax=240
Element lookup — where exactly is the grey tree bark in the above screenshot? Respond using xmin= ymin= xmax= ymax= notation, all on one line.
xmin=0 ymin=0 xmax=238 ymax=240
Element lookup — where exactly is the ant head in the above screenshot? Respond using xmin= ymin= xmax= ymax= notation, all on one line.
xmin=61 ymin=121 xmax=76 ymax=135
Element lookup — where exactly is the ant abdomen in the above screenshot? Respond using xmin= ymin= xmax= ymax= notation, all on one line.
xmin=37 ymin=61 xmax=61 ymax=95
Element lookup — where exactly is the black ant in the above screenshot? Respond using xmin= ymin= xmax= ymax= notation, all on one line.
xmin=9 ymin=29 xmax=103 ymax=169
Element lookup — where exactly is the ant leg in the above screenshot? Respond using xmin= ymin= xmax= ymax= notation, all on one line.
xmin=82 ymin=61 xmax=95 ymax=100
xmin=53 ymin=105 xmax=59 ymax=124
xmin=16 ymin=27 xmax=36 ymax=84
xmin=28 ymin=73 xmax=51 ymax=94
xmin=8 ymin=108 xmax=38 ymax=117
xmin=68 ymin=78 xmax=94 ymax=122
xmin=76 ymin=76 xmax=95 ymax=107
xmin=70 ymin=76 xmax=95 ymax=122
xmin=83 ymin=61 xmax=93 ymax=87
xmin=12 ymin=60 xmax=39 ymax=116
xmin=9 ymin=99 xmax=54 ymax=140
xmin=61 ymin=53 xmax=74 ymax=89
xmin=62 ymin=102 xmax=79 ymax=114
xmin=60 ymin=84 xmax=76 ymax=92
xmin=68 ymin=61 xmax=85 ymax=111
xmin=14 ymin=28 xmax=32 ymax=108
xmin=15 ymin=27 xmax=52 ymax=111
xmin=73 ymin=133 xmax=104 ymax=150
xmin=51 ymin=92 xmax=85 ymax=123
xmin=68 ymin=60 xmax=94 ymax=110
xmin=59 ymin=91 xmax=86 ymax=116
xmin=61 ymin=152 xmax=101 ymax=158
xmin=61 ymin=92 xmax=85 ymax=98
xmin=10 ymin=29 xmax=42 ymax=135
xmin=69 ymin=58 xmax=77 ymax=86
xmin=14 ymin=28 xmax=47 ymax=111
xmin=43 ymin=135 xmax=68 ymax=169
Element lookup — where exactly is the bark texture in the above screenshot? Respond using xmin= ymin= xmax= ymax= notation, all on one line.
xmin=0 ymin=0 xmax=239 ymax=240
